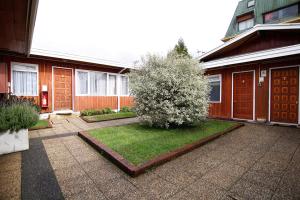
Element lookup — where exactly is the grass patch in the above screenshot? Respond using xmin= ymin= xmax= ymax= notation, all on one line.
xmin=82 ymin=112 xmax=137 ymax=123
xmin=29 ymin=119 xmax=51 ymax=130
xmin=88 ymin=120 xmax=238 ymax=165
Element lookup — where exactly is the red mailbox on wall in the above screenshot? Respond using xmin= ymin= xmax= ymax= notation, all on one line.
xmin=41 ymin=85 xmax=48 ymax=108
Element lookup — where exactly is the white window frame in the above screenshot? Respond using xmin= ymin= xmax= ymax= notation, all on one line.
xmin=108 ymin=74 xmax=118 ymax=96
xmin=11 ymin=62 xmax=39 ymax=96
xmin=75 ymin=69 xmax=90 ymax=96
xmin=247 ymin=0 xmax=255 ymax=8
xmin=208 ymin=74 xmax=222 ymax=103
xmin=75 ymin=69 xmax=129 ymax=97
xmin=120 ymin=75 xmax=130 ymax=96
xmin=238 ymin=18 xmax=254 ymax=31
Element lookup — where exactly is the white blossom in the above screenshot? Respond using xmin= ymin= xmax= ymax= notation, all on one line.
xmin=129 ymin=54 xmax=209 ymax=128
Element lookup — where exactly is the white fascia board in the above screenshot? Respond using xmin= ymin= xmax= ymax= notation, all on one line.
xmin=30 ymin=48 xmax=135 ymax=69
xmin=199 ymin=23 xmax=300 ymax=61
xmin=202 ymin=44 xmax=300 ymax=69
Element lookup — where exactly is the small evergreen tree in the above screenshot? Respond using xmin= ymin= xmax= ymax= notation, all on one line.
xmin=169 ymin=38 xmax=191 ymax=58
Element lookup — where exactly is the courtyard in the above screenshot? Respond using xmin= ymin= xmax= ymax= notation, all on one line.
xmin=1 ymin=118 xmax=299 ymax=200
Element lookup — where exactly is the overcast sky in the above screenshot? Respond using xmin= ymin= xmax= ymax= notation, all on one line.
xmin=31 ymin=0 xmax=239 ymax=66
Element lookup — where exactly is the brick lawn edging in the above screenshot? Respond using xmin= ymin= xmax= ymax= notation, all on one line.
xmin=80 ymin=115 xmax=137 ymax=123
xmin=78 ymin=123 xmax=244 ymax=177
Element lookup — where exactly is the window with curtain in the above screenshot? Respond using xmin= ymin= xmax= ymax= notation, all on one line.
xmin=238 ymin=18 xmax=254 ymax=31
xmin=77 ymin=71 xmax=88 ymax=95
xmin=12 ymin=64 xmax=38 ymax=96
xmin=108 ymin=75 xmax=117 ymax=95
xmin=90 ymin=72 xmax=107 ymax=95
xmin=208 ymin=75 xmax=221 ymax=103
xmin=121 ymin=76 xmax=129 ymax=95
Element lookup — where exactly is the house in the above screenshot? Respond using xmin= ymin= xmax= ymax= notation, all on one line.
xmin=201 ymin=0 xmax=300 ymax=126
xmin=0 ymin=0 xmax=133 ymax=115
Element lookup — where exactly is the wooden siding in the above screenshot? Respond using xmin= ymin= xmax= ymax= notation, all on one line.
xmin=120 ymin=96 xmax=134 ymax=108
xmin=206 ymin=55 xmax=300 ymax=122
xmin=0 ymin=63 xmax=8 ymax=93
xmin=1 ymin=55 xmax=131 ymax=113
xmin=205 ymin=30 xmax=300 ymax=61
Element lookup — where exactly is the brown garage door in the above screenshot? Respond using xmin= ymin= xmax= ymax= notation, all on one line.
xmin=54 ymin=67 xmax=72 ymax=111
xmin=233 ymin=71 xmax=254 ymax=120
xmin=271 ymin=67 xmax=299 ymax=124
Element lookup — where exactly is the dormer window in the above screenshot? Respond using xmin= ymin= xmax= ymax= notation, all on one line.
xmin=247 ymin=0 xmax=255 ymax=8
xmin=264 ymin=3 xmax=299 ymax=24
xmin=237 ymin=12 xmax=254 ymax=32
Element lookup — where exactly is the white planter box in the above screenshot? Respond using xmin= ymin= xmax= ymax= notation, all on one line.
xmin=0 ymin=129 xmax=29 ymax=155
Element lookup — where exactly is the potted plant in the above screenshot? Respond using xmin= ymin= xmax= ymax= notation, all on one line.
xmin=0 ymin=95 xmax=39 ymax=155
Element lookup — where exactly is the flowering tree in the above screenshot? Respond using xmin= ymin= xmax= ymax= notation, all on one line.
xmin=129 ymin=54 xmax=209 ymax=128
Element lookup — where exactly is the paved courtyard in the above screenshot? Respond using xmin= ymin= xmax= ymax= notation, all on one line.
xmin=1 ymin=121 xmax=300 ymax=200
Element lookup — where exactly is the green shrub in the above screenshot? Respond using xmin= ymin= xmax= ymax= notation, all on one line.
xmin=80 ymin=108 xmax=115 ymax=116
xmin=120 ymin=106 xmax=131 ymax=112
xmin=0 ymin=94 xmax=41 ymax=113
xmin=0 ymin=104 xmax=39 ymax=132
xmin=103 ymin=107 xmax=115 ymax=114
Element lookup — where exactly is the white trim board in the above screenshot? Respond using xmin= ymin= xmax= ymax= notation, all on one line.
xmin=199 ymin=23 xmax=300 ymax=61
xmin=268 ymin=65 xmax=300 ymax=125
xmin=231 ymin=70 xmax=256 ymax=121
xmin=201 ymin=44 xmax=300 ymax=69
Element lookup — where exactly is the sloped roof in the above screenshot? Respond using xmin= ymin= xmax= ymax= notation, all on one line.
xmin=224 ymin=0 xmax=300 ymax=40
xmin=199 ymin=23 xmax=300 ymax=68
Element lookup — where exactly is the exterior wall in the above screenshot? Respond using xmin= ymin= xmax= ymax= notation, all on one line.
xmin=0 ymin=62 xmax=8 ymax=93
xmin=206 ymin=55 xmax=300 ymax=123
xmin=0 ymin=55 xmax=133 ymax=113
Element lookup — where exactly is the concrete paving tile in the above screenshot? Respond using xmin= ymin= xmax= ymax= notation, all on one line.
xmin=54 ymin=165 xmax=86 ymax=182
xmin=141 ymin=176 xmax=181 ymax=199
xmin=213 ymin=162 xmax=247 ymax=178
xmin=196 ymin=154 xmax=224 ymax=168
xmin=186 ymin=179 xmax=227 ymax=200
xmin=275 ymin=175 xmax=300 ymax=199
xmin=88 ymin=167 xmax=122 ymax=187
xmin=230 ymin=178 xmax=274 ymax=200
xmin=65 ymin=184 xmax=106 ymax=200
xmin=121 ymin=190 xmax=154 ymax=200
xmin=156 ymin=167 xmax=198 ymax=188
xmin=202 ymin=171 xmax=240 ymax=190
xmin=58 ymin=175 xmax=94 ymax=198
xmin=251 ymin=159 xmax=289 ymax=176
xmin=0 ymin=170 xmax=21 ymax=198
xmin=126 ymin=171 xmax=159 ymax=187
xmin=228 ymin=150 xmax=262 ymax=168
xmin=0 ymin=158 xmax=21 ymax=172
xmin=73 ymin=152 xmax=100 ymax=164
xmin=169 ymin=189 xmax=199 ymax=200
xmin=261 ymin=150 xmax=294 ymax=163
xmin=241 ymin=169 xmax=282 ymax=191
xmin=80 ymin=158 xmax=112 ymax=173
xmin=184 ymin=159 xmax=213 ymax=177
xmin=100 ymin=177 xmax=137 ymax=200
xmin=48 ymin=156 xmax=78 ymax=170
xmin=0 ymin=152 xmax=21 ymax=165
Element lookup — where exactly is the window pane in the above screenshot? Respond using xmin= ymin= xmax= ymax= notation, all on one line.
xmin=209 ymin=81 xmax=221 ymax=102
xmin=108 ymin=75 xmax=116 ymax=95
xmin=264 ymin=4 xmax=298 ymax=23
xmin=238 ymin=18 xmax=254 ymax=31
xmin=78 ymin=71 xmax=88 ymax=95
xmin=247 ymin=0 xmax=255 ymax=7
xmin=90 ymin=72 xmax=106 ymax=95
xmin=121 ymin=76 xmax=128 ymax=95
xmin=13 ymin=71 xmax=37 ymax=96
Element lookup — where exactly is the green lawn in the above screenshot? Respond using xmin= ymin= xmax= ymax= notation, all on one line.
xmin=30 ymin=119 xmax=50 ymax=130
xmin=88 ymin=120 xmax=238 ymax=165
xmin=82 ymin=112 xmax=137 ymax=122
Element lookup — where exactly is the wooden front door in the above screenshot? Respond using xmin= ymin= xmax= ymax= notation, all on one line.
xmin=233 ymin=71 xmax=254 ymax=120
xmin=54 ymin=67 xmax=72 ymax=111
xmin=271 ymin=67 xmax=299 ymax=124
